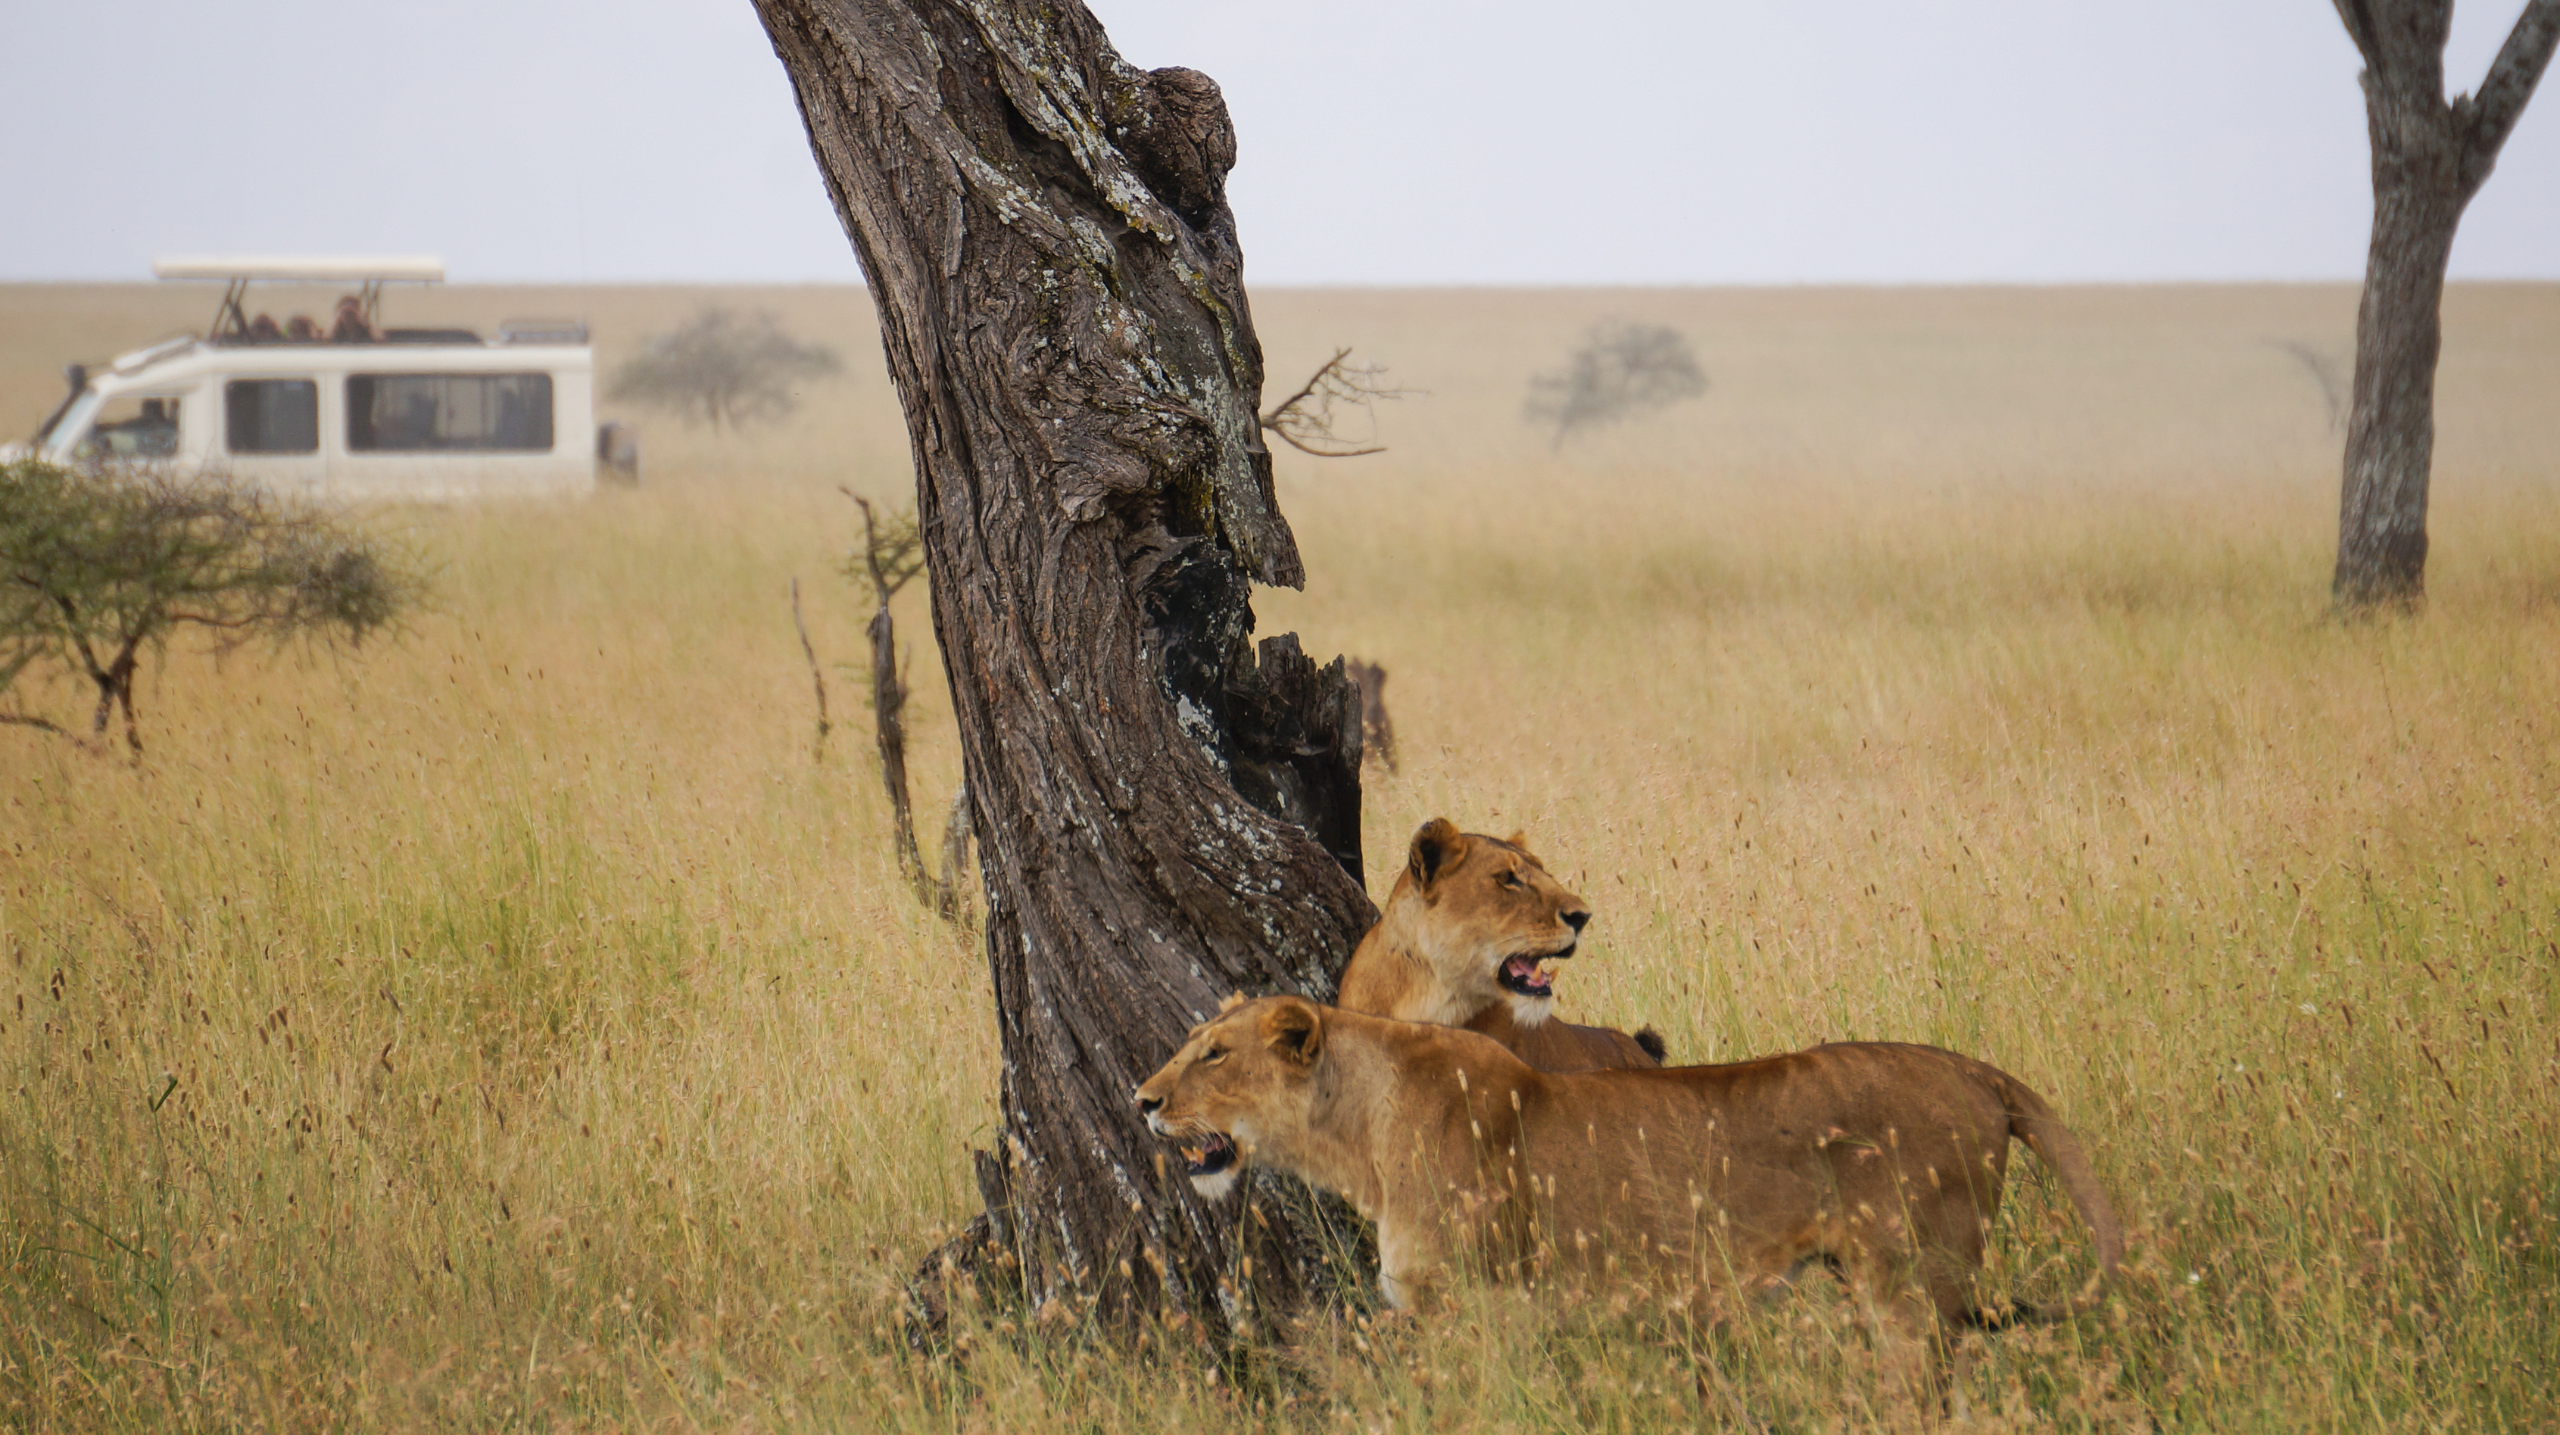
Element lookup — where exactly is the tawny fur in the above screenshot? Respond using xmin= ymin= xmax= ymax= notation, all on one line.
xmin=1137 ymin=997 xmax=2123 ymax=1332
xmin=1335 ymin=818 xmax=1661 ymax=1072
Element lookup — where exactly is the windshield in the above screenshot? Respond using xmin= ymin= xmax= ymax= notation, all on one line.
xmin=74 ymin=394 xmax=184 ymax=461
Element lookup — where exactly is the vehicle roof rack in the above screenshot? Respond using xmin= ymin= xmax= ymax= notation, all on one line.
xmin=154 ymin=255 xmax=445 ymax=342
xmin=153 ymin=255 xmax=445 ymax=283
xmin=497 ymin=319 xmax=589 ymax=345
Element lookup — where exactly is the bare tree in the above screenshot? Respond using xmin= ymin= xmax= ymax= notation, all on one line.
xmin=1524 ymin=321 xmax=1706 ymax=449
xmin=2328 ymin=0 xmax=2560 ymax=610
xmin=788 ymin=576 xmax=832 ymax=760
xmin=606 ymin=308 xmax=843 ymax=433
xmin=844 ymin=493 xmax=969 ymax=920
xmin=1 ymin=460 xmax=411 ymax=753
xmin=758 ymin=0 xmax=1374 ymax=1335
xmin=1260 ymin=348 xmax=1405 ymax=458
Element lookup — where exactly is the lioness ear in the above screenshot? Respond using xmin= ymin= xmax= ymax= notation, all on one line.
xmin=1259 ymin=997 xmax=1324 ymax=1065
xmin=1219 ymin=991 xmax=1246 ymax=1014
xmin=1408 ymin=818 xmax=1466 ymax=890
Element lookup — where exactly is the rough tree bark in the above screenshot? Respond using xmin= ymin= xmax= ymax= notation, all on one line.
xmin=756 ymin=0 xmax=1377 ymax=1333
xmin=2330 ymin=0 xmax=2560 ymax=610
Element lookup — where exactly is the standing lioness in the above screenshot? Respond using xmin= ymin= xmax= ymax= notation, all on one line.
xmin=1337 ymin=818 xmax=1663 ymax=1071
xmin=1137 ymin=995 xmax=2122 ymax=1335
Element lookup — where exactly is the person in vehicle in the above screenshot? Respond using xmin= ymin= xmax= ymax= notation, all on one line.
xmin=330 ymin=296 xmax=377 ymax=343
xmin=82 ymin=398 xmax=180 ymax=458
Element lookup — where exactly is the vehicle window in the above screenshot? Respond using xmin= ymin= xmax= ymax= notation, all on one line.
xmin=225 ymin=379 xmax=319 ymax=454
xmin=75 ymin=395 xmax=183 ymax=460
xmin=346 ymin=373 xmax=553 ymax=452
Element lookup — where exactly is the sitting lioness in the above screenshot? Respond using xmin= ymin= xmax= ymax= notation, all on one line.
xmin=1136 ymin=995 xmax=2123 ymax=1335
xmin=1336 ymin=818 xmax=1663 ymax=1072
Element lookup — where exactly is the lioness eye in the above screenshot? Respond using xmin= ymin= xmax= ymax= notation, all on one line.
xmin=1203 ymin=1047 xmax=1225 ymax=1063
xmin=1498 ymin=870 xmax=1525 ymax=890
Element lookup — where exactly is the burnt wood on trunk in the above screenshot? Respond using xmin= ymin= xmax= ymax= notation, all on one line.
xmin=756 ymin=0 xmax=1376 ymax=1334
xmin=2329 ymin=0 xmax=2560 ymax=610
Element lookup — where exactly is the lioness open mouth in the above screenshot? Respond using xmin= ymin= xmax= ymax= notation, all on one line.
xmin=1497 ymin=949 xmax=1568 ymax=998
xmin=1180 ymin=1133 xmax=1238 ymax=1177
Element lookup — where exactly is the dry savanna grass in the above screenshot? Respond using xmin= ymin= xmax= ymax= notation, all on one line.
xmin=2 ymin=280 xmax=2556 ymax=1431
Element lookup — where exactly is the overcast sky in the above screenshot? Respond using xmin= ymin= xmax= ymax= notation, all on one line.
xmin=3 ymin=1 xmax=2553 ymax=286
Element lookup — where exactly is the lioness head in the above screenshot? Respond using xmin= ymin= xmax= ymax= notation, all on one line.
xmin=1134 ymin=993 xmax=1327 ymax=1202
xmin=1384 ymin=818 xmax=1591 ymax=1028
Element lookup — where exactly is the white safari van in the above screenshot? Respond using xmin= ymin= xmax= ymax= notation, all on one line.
xmin=6 ymin=257 xmax=598 ymax=500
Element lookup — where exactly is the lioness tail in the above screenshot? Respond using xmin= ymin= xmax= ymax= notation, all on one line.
xmin=1993 ymin=1071 xmax=2125 ymax=1306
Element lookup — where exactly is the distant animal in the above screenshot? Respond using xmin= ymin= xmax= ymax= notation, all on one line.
xmin=1336 ymin=818 xmax=1663 ymax=1072
xmin=1136 ymin=994 xmax=2123 ymax=1341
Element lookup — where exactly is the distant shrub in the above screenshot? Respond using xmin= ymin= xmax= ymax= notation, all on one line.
xmin=1524 ymin=321 xmax=1706 ymax=449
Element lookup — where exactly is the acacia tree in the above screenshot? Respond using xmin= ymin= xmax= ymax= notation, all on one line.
xmin=756 ymin=0 xmax=1375 ymax=1332
xmin=607 ymin=307 xmax=843 ymax=432
xmin=2329 ymin=0 xmax=2560 ymax=609
xmin=1524 ymin=321 xmax=1706 ymax=449
xmin=1 ymin=460 xmax=408 ymax=752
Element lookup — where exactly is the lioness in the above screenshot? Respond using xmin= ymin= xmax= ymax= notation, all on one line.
xmin=1336 ymin=818 xmax=1664 ymax=1072
xmin=1136 ymin=995 xmax=2123 ymax=1334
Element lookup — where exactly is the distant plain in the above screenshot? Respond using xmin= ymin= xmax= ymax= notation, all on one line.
xmin=2 ymin=279 xmax=2556 ymax=1430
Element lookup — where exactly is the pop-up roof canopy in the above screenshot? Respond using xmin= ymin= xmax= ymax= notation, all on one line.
xmin=153 ymin=255 xmax=445 ymax=283
xmin=153 ymin=256 xmax=446 ymax=341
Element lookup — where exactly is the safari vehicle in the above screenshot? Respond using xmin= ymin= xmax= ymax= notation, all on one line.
xmin=4 ymin=257 xmax=599 ymax=500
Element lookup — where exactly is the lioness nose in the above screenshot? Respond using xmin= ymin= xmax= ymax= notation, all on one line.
xmin=1563 ymin=908 xmax=1590 ymax=934
xmin=1136 ymin=1092 xmax=1162 ymax=1114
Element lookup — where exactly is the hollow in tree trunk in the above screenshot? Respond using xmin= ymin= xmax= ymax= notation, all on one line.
xmin=756 ymin=0 xmax=1376 ymax=1335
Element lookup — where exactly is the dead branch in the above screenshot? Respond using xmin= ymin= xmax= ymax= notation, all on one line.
xmin=2273 ymin=340 xmax=2348 ymax=434
xmin=842 ymin=489 xmax=969 ymax=922
xmin=1260 ymin=347 xmax=1408 ymax=458
xmin=845 ymin=489 xmax=923 ymax=605
xmin=790 ymin=576 xmax=831 ymax=760
xmin=0 ymin=712 xmax=73 ymax=738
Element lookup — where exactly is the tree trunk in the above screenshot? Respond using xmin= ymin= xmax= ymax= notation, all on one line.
xmin=2334 ymin=19 xmax=2464 ymax=610
xmin=2331 ymin=0 xmax=2560 ymax=611
xmin=756 ymin=0 xmax=1376 ymax=1334
xmin=87 ymin=639 xmax=141 ymax=754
